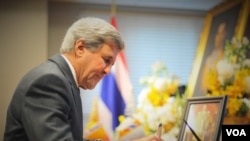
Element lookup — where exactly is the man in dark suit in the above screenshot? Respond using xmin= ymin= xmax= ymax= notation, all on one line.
xmin=4 ymin=17 xmax=124 ymax=141
xmin=4 ymin=17 xmax=162 ymax=141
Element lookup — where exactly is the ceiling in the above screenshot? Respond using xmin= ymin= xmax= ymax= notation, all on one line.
xmin=51 ymin=0 xmax=225 ymax=11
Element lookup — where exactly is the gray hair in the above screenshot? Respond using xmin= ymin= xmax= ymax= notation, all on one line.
xmin=60 ymin=17 xmax=124 ymax=53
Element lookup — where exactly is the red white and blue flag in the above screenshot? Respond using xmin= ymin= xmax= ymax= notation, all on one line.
xmin=98 ymin=15 xmax=134 ymax=139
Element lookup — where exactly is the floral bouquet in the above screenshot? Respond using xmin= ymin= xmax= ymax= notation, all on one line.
xmin=205 ymin=37 xmax=250 ymax=123
xmin=132 ymin=62 xmax=186 ymax=140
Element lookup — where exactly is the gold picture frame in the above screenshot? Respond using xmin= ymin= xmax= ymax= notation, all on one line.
xmin=244 ymin=5 xmax=250 ymax=39
xmin=186 ymin=0 xmax=250 ymax=97
xmin=177 ymin=95 xmax=228 ymax=141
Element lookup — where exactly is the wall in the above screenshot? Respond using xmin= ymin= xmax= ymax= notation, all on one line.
xmin=0 ymin=0 xmax=48 ymax=140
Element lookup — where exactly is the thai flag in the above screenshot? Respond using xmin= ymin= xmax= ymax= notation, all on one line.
xmin=98 ymin=16 xmax=134 ymax=139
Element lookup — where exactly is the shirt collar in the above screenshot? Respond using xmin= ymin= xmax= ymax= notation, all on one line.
xmin=61 ymin=54 xmax=79 ymax=87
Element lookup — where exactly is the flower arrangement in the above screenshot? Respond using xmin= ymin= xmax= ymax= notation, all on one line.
xmin=133 ymin=61 xmax=186 ymax=140
xmin=205 ymin=37 xmax=250 ymax=122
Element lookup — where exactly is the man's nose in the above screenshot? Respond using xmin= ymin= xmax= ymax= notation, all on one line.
xmin=103 ymin=65 xmax=112 ymax=75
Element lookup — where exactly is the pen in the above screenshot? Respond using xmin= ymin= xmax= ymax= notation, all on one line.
xmin=157 ymin=123 xmax=162 ymax=138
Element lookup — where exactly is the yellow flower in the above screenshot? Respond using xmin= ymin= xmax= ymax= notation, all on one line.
xmin=118 ymin=115 xmax=126 ymax=123
xmin=207 ymin=37 xmax=250 ymax=116
xmin=163 ymin=122 xmax=175 ymax=132
xmin=166 ymin=81 xmax=179 ymax=95
xmin=205 ymin=70 xmax=220 ymax=91
xmin=147 ymin=86 xmax=169 ymax=107
xmin=225 ymin=85 xmax=243 ymax=98
xmin=227 ymin=98 xmax=243 ymax=116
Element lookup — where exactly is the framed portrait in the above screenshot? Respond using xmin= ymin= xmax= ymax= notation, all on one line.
xmin=186 ymin=0 xmax=249 ymax=97
xmin=177 ymin=95 xmax=228 ymax=141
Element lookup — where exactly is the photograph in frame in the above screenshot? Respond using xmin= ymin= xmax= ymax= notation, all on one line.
xmin=186 ymin=0 xmax=247 ymax=97
xmin=177 ymin=96 xmax=228 ymax=141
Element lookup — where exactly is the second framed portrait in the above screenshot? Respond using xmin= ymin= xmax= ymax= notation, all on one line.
xmin=177 ymin=96 xmax=228 ymax=141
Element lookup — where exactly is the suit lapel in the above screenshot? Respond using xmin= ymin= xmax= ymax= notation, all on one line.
xmin=48 ymin=54 xmax=83 ymax=117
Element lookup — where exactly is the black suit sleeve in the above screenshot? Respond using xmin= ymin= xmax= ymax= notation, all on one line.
xmin=21 ymin=74 xmax=75 ymax=141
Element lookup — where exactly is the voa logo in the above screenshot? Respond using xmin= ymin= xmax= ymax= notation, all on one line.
xmin=226 ymin=129 xmax=246 ymax=136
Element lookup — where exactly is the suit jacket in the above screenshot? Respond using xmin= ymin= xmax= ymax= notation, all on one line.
xmin=4 ymin=54 xmax=83 ymax=141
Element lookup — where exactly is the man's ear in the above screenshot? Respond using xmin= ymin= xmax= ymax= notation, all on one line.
xmin=74 ymin=39 xmax=85 ymax=56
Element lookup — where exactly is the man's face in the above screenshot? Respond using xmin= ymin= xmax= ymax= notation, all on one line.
xmin=77 ymin=43 xmax=119 ymax=90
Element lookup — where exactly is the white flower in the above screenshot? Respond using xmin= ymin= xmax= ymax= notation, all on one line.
xmin=147 ymin=115 xmax=159 ymax=130
xmin=162 ymin=127 xmax=180 ymax=141
xmin=153 ymin=77 xmax=169 ymax=93
xmin=243 ymin=59 xmax=250 ymax=68
xmin=243 ymin=37 xmax=249 ymax=45
xmin=231 ymin=37 xmax=242 ymax=48
xmin=231 ymin=36 xmax=238 ymax=45
xmin=137 ymin=87 xmax=150 ymax=108
xmin=168 ymin=96 xmax=176 ymax=103
xmin=161 ymin=106 xmax=175 ymax=122
xmin=139 ymin=77 xmax=148 ymax=85
xmin=139 ymin=76 xmax=155 ymax=85
xmin=162 ymin=134 xmax=177 ymax=141
xmin=216 ymin=59 xmax=234 ymax=84
xmin=133 ymin=113 xmax=145 ymax=123
xmin=152 ymin=61 xmax=166 ymax=73
xmin=243 ymin=98 xmax=250 ymax=109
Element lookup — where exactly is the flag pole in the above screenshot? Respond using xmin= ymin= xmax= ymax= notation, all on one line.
xmin=111 ymin=0 xmax=116 ymax=17
xmin=110 ymin=0 xmax=136 ymax=117
xmin=110 ymin=0 xmax=118 ymax=29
